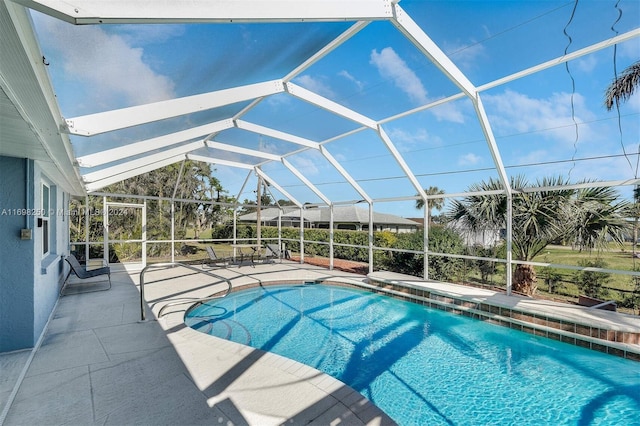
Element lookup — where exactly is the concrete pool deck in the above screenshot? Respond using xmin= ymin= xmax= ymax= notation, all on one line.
xmin=1 ymin=261 xmax=639 ymax=425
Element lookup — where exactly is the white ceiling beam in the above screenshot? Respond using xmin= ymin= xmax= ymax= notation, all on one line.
xmin=76 ymin=119 xmax=233 ymax=167
xmin=283 ymin=20 xmax=370 ymax=82
xmin=206 ymin=141 xmax=282 ymax=162
xmin=478 ymin=28 xmax=640 ymax=93
xmin=186 ymin=154 xmax=256 ymax=170
xmin=14 ymin=0 xmax=394 ymax=24
xmin=235 ymin=119 xmax=321 ymax=149
xmin=390 ymin=3 xmax=477 ymax=99
xmin=85 ymin=155 xmax=185 ymax=192
xmin=282 ymin=158 xmax=331 ymax=206
xmin=377 ymin=125 xmax=427 ymax=200
xmin=255 ymin=168 xmax=302 ymax=208
xmin=284 ymin=82 xmax=378 ymax=129
xmin=319 ymin=146 xmax=372 ymax=203
xmin=473 ymin=95 xmax=511 ymax=195
xmin=82 ymin=140 xmax=203 ymax=183
xmin=65 ymin=80 xmax=284 ymax=136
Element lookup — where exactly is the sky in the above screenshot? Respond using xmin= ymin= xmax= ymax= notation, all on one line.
xmin=30 ymin=0 xmax=640 ymax=218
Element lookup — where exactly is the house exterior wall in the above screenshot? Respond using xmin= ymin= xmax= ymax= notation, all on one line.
xmin=0 ymin=156 xmax=35 ymax=351
xmin=0 ymin=156 xmax=69 ymax=352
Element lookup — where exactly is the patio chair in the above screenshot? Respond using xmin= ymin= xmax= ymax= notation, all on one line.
xmin=266 ymin=243 xmax=283 ymax=262
xmin=204 ymin=246 xmax=230 ymax=268
xmin=60 ymin=254 xmax=111 ymax=296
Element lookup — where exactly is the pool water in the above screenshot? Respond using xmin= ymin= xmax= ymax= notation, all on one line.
xmin=185 ymin=284 xmax=640 ymax=425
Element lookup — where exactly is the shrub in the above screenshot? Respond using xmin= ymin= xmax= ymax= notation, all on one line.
xmin=573 ymin=258 xmax=610 ymax=299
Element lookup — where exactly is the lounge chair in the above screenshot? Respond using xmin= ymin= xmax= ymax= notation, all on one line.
xmin=60 ymin=254 xmax=111 ymax=296
xmin=266 ymin=243 xmax=283 ymax=262
xmin=204 ymin=246 xmax=230 ymax=268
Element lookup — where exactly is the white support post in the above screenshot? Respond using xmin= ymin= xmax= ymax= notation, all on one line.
xmin=369 ymin=202 xmax=374 ymax=274
xmin=170 ymin=202 xmax=175 ymax=264
xmin=506 ymin=193 xmax=513 ymax=296
xmin=424 ymin=200 xmax=429 ymax=280
xmin=84 ymin=195 xmax=89 ymax=262
xmin=329 ymin=204 xmax=334 ymax=271
xmin=142 ymin=199 xmax=147 ymax=267
xmin=299 ymin=208 xmax=304 ymax=264
xmin=102 ymin=196 xmax=108 ymax=265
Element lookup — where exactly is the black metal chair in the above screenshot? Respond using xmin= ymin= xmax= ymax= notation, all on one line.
xmin=204 ymin=246 xmax=231 ymax=268
xmin=60 ymin=254 xmax=111 ymax=296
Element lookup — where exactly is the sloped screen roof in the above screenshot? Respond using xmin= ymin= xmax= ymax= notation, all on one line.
xmin=21 ymin=0 xmax=640 ymax=217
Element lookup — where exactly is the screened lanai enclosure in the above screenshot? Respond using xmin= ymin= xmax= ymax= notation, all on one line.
xmin=12 ymin=1 xmax=640 ymax=306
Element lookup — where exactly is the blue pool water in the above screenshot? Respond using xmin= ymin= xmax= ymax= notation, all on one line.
xmin=185 ymin=284 xmax=640 ymax=425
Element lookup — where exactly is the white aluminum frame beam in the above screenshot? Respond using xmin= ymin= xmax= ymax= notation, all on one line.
xmin=82 ymin=140 xmax=204 ymax=182
xmin=206 ymin=141 xmax=282 ymax=162
xmin=473 ymin=95 xmax=511 ymax=195
xmin=320 ymin=146 xmax=372 ymax=204
xmin=65 ymin=80 xmax=284 ymax=136
xmin=186 ymin=154 xmax=256 ymax=170
xmin=478 ymin=28 xmax=640 ymax=93
xmin=377 ymin=125 xmax=427 ymax=200
xmin=284 ymin=82 xmax=378 ymax=129
xmin=85 ymin=154 xmax=185 ymax=192
xmin=77 ymin=119 xmax=233 ymax=167
xmin=235 ymin=120 xmax=320 ymax=149
xmin=255 ymin=168 xmax=302 ymax=208
xmin=282 ymin=158 xmax=331 ymax=206
xmin=390 ymin=3 xmax=477 ymax=99
xmin=283 ymin=20 xmax=370 ymax=82
xmin=15 ymin=0 xmax=394 ymax=24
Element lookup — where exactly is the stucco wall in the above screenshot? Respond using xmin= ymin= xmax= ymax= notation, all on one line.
xmin=0 ymin=157 xmax=68 ymax=352
xmin=32 ymin=163 xmax=66 ymax=343
xmin=0 ymin=157 xmax=35 ymax=351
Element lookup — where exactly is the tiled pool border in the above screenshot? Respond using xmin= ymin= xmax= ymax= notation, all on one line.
xmin=202 ymin=277 xmax=640 ymax=362
xmin=361 ymin=277 xmax=640 ymax=362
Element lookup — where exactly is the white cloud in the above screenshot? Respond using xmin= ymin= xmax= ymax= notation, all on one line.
xmin=338 ymin=70 xmax=364 ymax=91
xmin=295 ymin=75 xmax=336 ymax=98
xmin=370 ymin=47 xmax=428 ymax=105
xmin=458 ymin=153 xmax=482 ymax=166
xmin=444 ymin=40 xmax=486 ymax=70
xmin=483 ymin=89 xmax=595 ymax=144
xmin=32 ymin=13 xmax=175 ymax=109
xmin=575 ymin=55 xmax=597 ymax=73
xmin=430 ymin=102 xmax=465 ymax=123
xmin=618 ymin=38 xmax=640 ymax=59
xmin=387 ymin=127 xmax=441 ymax=152
xmin=290 ymin=154 xmax=320 ymax=176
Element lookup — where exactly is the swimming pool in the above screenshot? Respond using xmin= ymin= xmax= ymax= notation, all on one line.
xmin=185 ymin=283 xmax=640 ymax=425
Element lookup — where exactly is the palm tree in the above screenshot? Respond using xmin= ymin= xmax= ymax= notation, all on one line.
xmin=447 ymin=175 xmax=629 ymax=296
xmin=415 ymin=186 xmax=445 ymax=224
xmin=605 ymin=60 xmax=640 ymax=110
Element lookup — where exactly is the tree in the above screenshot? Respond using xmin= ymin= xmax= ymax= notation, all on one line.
xmin=415 ymin=186 xmax=445 ymax=225
xmin=447 ymin=175 xmax=629 ymax=296
xmin=102 ymin=160 xmax=226 ymax=247
xmin=604 ymin=60 xmax=640 ymax=110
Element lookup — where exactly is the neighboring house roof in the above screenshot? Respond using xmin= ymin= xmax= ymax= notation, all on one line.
xmin=239 ymin=205 xmax=418 ymax=227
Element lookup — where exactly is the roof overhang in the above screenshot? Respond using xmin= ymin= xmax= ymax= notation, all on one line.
xmin=0 ymin=1 xmax=85 ymax=195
